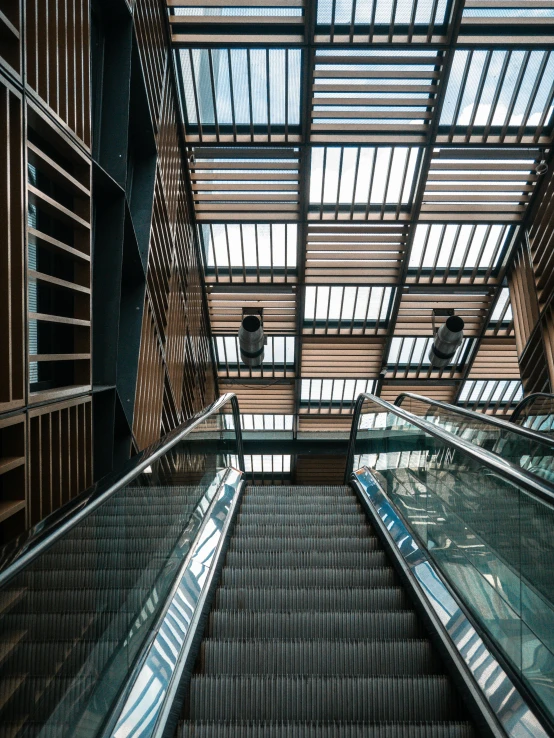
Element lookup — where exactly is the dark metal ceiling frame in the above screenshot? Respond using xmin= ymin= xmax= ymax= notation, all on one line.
xmin=376 ymin=0 xmax=466 ymax=395
xmin=168 ymin=0 xmax=554 ymax=425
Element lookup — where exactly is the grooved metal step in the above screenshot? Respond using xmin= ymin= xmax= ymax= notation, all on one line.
xmin=185 ymin=675 xmax=464 ymax=721
xmin=199 ymin=639 xmax=443 ymax=675
xmin=231 ymin=525 xmax=374 ymax=538
xmin=236 ymin=513 xmax=367 ymax=525
xmin=224 ymin=551 xmax=388 ymax=569
xmin=221 ymin=567 xmax=397 ymax=588
xmin=180 ymin=484 xmax=477 ymax=737
xmin=179 ymin=723 xmax=477 ymax=738
xmin=208 ymin=611 xmax=424 ymax=639
xmin=214 ymin=587 xmax=410 ymax=612
xmin=229 ymin=537 xmax=380 ymax=552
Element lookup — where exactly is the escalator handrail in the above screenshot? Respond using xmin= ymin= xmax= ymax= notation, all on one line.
xmin=511 ymin=391 xmax=554 ymax=424
xmin=344 ymin=391 xmax=554 ymax=507
xmin=394 ymin=391 xmax=554 ymax=449
xmin=0 ymin=392 xmax=244 ymax=587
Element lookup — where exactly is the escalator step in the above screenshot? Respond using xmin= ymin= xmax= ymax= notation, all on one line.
xmin=224 ymin=551 xmax=389 ymax=569
xmin=4 ymin=587 xmax=152 ymax=614
xmin=246 ymin=487 xmax=350 ymax=497
xmin=0 ymin=675 xmax=96 ymax=721
xmin=241 ymin=501 xmax=360 ymax=511
xmin=231 ymin=525 xmax=374 ymax=539
xmin=18 ymin=551 xmax=165 ymax=572
xmin=199 ymin=639 xmax=442 ymax=675
xmin=0 ymin=639 xmax=118 ymax=677
xmin=235 ymin=514 xmax=367 ymax=525
xmin=229 ymin=537 xmax=380 ymax=552
xmin=221 ymin=567 xmax=397 ymax=588
xmin=214 ymin=587 xmax=410 ymax=612
xmin=208 ymin=611 xmax=423 ymax=640
xmin=185 ymin=675 xmax=463 ymax=721
xmin=0 ymin=613 xmax=132 ymax=642
xmin=13 ymin=565 xmax=168 ymax=590
xmin=41 ymin=537 xmax=183 ymax=555
xmin=179 ymin=723 xmax=476 ymax=738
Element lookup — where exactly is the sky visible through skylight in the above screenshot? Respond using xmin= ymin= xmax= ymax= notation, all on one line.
xmin=441 ymin=50 xmax=554 ymax=129
xmin=203 ymin=224 xmax=297 ymax=270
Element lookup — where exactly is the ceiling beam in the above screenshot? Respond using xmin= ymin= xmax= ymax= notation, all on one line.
xmin=377 ymin=0 xmax=469 ymax=397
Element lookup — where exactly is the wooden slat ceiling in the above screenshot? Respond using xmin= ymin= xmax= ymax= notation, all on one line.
xmin=168 ymin=0 xmax=552 ymax=431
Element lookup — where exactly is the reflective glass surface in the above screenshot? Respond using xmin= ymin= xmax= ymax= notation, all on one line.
xmin=352 ymin=395 xmax=554 ymax=719
xmin=513 ymin=394 xmax=554 ymax=437
xmin=0 ymin=401 xmax=241 ymax=737
xmin=398 ymin=394 xmax=554 ymax=484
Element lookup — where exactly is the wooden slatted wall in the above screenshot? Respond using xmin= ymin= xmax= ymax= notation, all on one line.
xmin=509 ymin=167 xmax=554 ymax=393
xmin=0 ymin=0 xmax=217 ymax=542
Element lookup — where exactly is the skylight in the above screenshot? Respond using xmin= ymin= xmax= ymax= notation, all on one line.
xmin=408 ymin=224 xmax=512 ymax=280
xmin=224 ymin=414 xmax=294 ymax=430
xmin=316 ymin=0 xmax=450 ymax=28
xmin=202 ymin=223 xmax=297 ymax=278
xmin=301 ymin=378 xmax=376 ymax=407
xmin=387 ymin=336 xmax=473 ymax=370
xmin=215 ymin=335 xmax=295 ymax=375
xmin=489 ymin=287 xmax=513 ymax=324
xmin=441 ymin=50 xmax=554 ymax=140
xmin=169 ymin=1 xmax=540 ymax=426
xmin=309 ymin=146 xmax=421 ymax=217
xmin=458 ymin=379 xmax=523 ymax=406
xmin=304 ymin=285 xmax=394 ymax=332
xmin=179 ymin=48 xmax=301 ymax=135
xmin=244 ymin=454 xmax=291 ymax=473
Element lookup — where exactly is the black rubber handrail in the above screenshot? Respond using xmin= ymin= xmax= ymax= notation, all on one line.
xmin=344 ymin=392 xmax=554 ymax=508
xmin=394 ymin=392 xmax=554 ymax=449
xmin=511 ymin=392 xmax=554 ymax=425
xmin=0 ymin=393 xmax=244 ymax=587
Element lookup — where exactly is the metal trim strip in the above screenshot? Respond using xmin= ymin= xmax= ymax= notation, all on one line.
xmin=108 ymin=468 xmax=244 ymax=738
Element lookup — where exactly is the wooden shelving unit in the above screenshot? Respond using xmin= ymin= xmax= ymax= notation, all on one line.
xmin=26 ymin=110 xmax=92 ymax=405
xmin=0 ymin=415 xmax=26 ymax=544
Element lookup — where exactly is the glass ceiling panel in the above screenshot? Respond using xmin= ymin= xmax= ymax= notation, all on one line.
xmin=224 ymin=414 xmax=294 ymax=430
xmin=316 ymin=0 xmax=450 ymax=26
xmin=489 ymin=286 xmax=513 ymax=323
xmin=215 ymin=335 xmax=295 ymax=366
xmin=463 ymin=4 xmax=554 ymax=18
xmin=174 ymin=7 xmax=303 ymax=16
xmin=202 ymin=224 xmax=298 ymax=274
xmin=441 ymin=49 xmax=554 ymax=134
xmin=304 ymin=285 xmax=395 ymax=329
xmin=386 ymin=335 xmax=473 ymax=368
xmin=408 ymin=223 xmax=511 ymax=276
xmin=301 ymin=378 xmax=376 ymax=404
xmin=244 ymin=455 xmax=291 ymax=473
xmin=458 ymin=379 xmax=523 ymax=404
xmin=179 ymin=48 xmax=301 ymax=130
xmin=309 ymin=146 xmax=421 ymax=215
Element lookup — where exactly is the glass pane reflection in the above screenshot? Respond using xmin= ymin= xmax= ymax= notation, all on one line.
xmin=353 ymin=395 xmax=554 ymax=719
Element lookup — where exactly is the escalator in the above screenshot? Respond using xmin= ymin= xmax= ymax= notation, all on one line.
xmin=0 ymin=392 xmax=553 ymax=737
xmin=179 ymin=484 xmax=475 ymax=736
xmin=395 ymin=391 xmax=554 ymax=483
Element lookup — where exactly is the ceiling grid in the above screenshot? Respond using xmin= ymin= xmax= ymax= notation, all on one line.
xmin=168 ymin=0 xmax=554 ymax=430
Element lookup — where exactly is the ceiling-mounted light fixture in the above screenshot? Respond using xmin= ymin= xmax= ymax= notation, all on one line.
xmin=536 ymin=160 xmax=548 ymax=176
xmin=238 ymin=308 xmax=265 ymax=367
xmin=429 ymin=308 xmax=465 ymax=368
